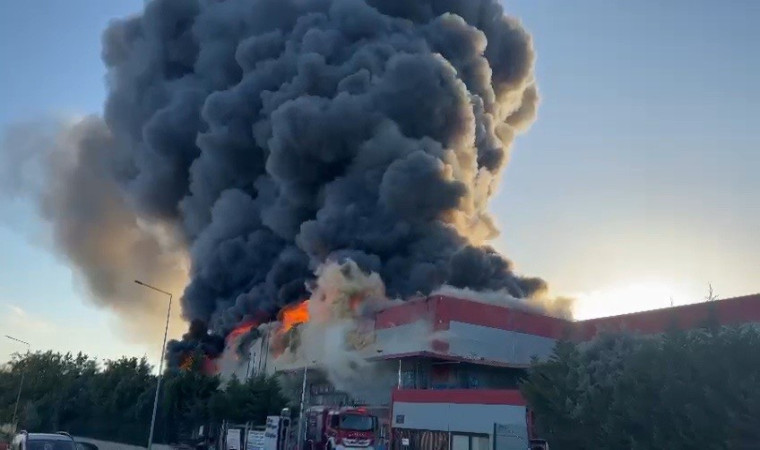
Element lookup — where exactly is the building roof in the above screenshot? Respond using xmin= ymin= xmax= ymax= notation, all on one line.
xmin=266 ymin=293 xmax=760 ymax=374
xmin=377 ymin=293 xmax=760 ymax=340
xmin=577 ymin=293 xmax=760 ymax=339
xmin=369 ymin=293 xmax=760 ymax=365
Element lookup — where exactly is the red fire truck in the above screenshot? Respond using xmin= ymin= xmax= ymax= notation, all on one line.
xmin=304 ymin=406 xmax=380 ymax=450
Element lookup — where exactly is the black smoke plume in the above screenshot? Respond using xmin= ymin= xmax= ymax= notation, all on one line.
xmin=2 ymin=0 xmax=545 ymax=362
xmin=166 ymin=319 xmax=225 ymax=369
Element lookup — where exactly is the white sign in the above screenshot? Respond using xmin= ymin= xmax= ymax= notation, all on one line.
xmin=264 ymin=416 xmax=280 ymax=450
xmin=227 ymin=428 xmax=242 ymax=450
xmin=401 ymin=438 xmax=410 ymax=446
xmin=247 ymin=430 xmax=265 ymax=450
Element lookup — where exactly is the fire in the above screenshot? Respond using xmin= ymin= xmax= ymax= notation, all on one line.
xmin=227 ymin=320 xmax=258 ymax=341
xmin=349 ymin=293 xmax=363 ymax=312
xmin=179 ymin=352 xmax=218 ymax=375
xmin=179 ymin=354 xmax=193 ymax=371
xmin=202 ymin=357 xmax=218 ymax=375
xmin=279 ymin=300 xmax=310 ymax=332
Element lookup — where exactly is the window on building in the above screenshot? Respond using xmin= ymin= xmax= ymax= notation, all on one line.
xmin=451 ymin=435 xmax=469 ymax=450
xmin=471 ymin=435 xmax=489 ymax=450
xmin=450 ymin=434 xmax=490 ymax=450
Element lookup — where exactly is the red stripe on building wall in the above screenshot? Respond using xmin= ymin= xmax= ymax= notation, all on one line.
xmin=374 ymin=294 xmax=760 ymax=344
xmin=578 ymin=294 xmax=760 ymax=340
xmin=392 ymin=388 xmax=527 ymax=406
xmin=375 ymin=297 xmax=436 ymax=330
xmin=430 ymin=296 xmax=572 ymax=339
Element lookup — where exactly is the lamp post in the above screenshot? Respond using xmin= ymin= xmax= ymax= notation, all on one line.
xmin=296 ymin=360 xmax=316 ymax=450
xmin=134 ymin=279 xmax=173 ymax=450
xmin=5 ymin=335 xmax=30 ymax=430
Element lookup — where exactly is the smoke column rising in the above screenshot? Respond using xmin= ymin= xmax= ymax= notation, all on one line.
xmin=0 ymin=117 xmax=189 ymax=343
xmin=2 ymin=0 xmax=546 ymax=351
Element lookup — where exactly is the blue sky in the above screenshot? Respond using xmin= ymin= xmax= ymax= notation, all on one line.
xmin=1 ymin=0 xmax=758 ymax=366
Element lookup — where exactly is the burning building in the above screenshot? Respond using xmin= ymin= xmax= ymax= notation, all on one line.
xmin=11 ymin=0 xmax=758 ymax=445
xmin=221 ymin=290 xmax=760 ymax=448
xmin=9 ymin=0 xmax=555 ymax=372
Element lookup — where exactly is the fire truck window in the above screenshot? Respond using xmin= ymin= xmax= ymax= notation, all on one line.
xmin=340 ymin=414 xmax=374 ymax=431
xmin=330 ymin=415 xmax=340 ymax=428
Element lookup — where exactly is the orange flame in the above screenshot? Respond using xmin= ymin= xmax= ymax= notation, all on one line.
xmin=179 ymin=354 xmax=193 ymax=371
xmin=179 ymin=352 xmax=218 ymax=375
xmin=227 ymin=320 xmax=258 ymax=342
xmin=279 ymin=300 xmax=310 ymax=332
xmin=349 ymin=293 xmax=363 ymax=312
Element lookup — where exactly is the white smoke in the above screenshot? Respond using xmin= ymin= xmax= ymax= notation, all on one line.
xmin=432 ymin=284 xmax=575 ymax=319
xmin=216 ymin=260 xmax=392 ymax=388
xmin=268 ymin=260 xmax=395 ymax=395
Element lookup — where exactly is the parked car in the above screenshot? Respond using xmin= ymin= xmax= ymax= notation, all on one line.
xmin=11 ymin=432 xmax=77 ymax=450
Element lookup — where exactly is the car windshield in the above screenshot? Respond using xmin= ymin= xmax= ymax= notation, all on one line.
xmin=27 ymin=441 xmax=76 ymax=450
xmin=339 ymin=414 xmax=374 ymax=431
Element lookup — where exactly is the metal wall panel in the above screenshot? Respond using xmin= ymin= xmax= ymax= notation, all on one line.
xmin=375 ymin=320 xmax=433 ymax=355
xmin=447 ymin=321 xmax=556 ymax=366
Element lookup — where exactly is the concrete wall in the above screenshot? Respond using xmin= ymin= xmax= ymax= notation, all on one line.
xmin=73 ymin=437 xmax=172 ymax=450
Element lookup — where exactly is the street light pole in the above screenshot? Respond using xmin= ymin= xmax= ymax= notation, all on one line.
xmin=296 ymin=365 xmax=308 ymax=450
xmin=5 ymin=335 xmax=30 ymax=430
xmin=135 ymin=280 xmax=173 ymax=450
xmin=296 ymin=360 xmax=316 ymax=450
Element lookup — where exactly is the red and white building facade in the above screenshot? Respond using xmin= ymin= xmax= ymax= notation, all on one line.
xmin=362 ymin=293 xmax=760 ymax=449
xmin=251 ymin=293 xmax=760 ymax=449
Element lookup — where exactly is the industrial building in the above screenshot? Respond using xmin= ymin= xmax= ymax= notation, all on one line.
xmin=227 ymin=293 xmax=760 ymax=449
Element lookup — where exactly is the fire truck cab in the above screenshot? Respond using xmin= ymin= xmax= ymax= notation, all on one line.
xmin=305 ymin=406 xmax=379 ymax=450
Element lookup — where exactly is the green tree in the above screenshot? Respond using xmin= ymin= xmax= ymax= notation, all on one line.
xmin=162 ymin=367 xmax=220 ymax=442
xmin=0 ymin=351 xmax=98 ymax=432
xmin=521 ymin=326 xmax=760 ymax=450
xmin=88 ymin=357 xmax=155 ymax=445
xmin=1 ymin=350 xmax=289 ymax=446
xmin=213 ymin=375 xmax=288 ymax=425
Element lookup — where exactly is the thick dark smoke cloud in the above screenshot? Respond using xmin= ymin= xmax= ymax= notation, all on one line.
xmin=2 ymin=0 xmax=546 ymax=353
xmin=166 ymin=319 xmax=225 ymax=368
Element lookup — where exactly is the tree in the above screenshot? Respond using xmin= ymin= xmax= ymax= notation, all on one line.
xmin=161 ymin=367 xmax=220 ymax=442
xmin=0 ymin=351 xmax=98 ymax=432
xmin=88 ymin=357 xmax=155 ymax=445
xmin=521 ymin=326 xmax=760 ymax=449
xmin=0 ymin=349 xmax=290 ymax=446
xmin=212 ymin=375 xmax=288 ymax=425
xmin=0 ymin=352 xmax=155 ymax=445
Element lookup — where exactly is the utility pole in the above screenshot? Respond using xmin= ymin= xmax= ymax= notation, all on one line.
xmin=296 ymin=361 xmax=316 ymax=450
xmin=5 ymin=335 xmax=30 ymax=431
xmin=135 ymin=280 xmax=173 ymax=450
